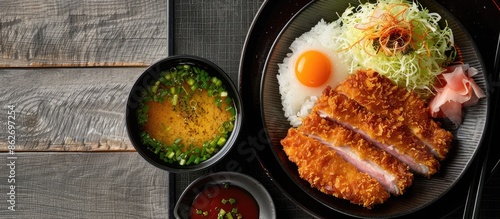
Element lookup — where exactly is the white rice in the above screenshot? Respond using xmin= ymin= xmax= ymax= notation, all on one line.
xmin=277 ymin=19 xmax=344 ymax=127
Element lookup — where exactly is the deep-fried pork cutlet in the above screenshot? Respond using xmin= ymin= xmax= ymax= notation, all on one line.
xmin=298 ymin=113 xmax=413 ymax=195
xmin=281 ymin=129 xmax=390 ymax=208
xmin=335 ymin=70 xmax=453 ymax=160
xmin=314 ymin=87 xmax=440 ymax=177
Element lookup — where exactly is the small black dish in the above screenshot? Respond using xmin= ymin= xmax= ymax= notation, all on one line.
xmin=125 ymin=55 xmax=243 ymax=172
xmin=173 ymin=171 xmax=276 ymax=219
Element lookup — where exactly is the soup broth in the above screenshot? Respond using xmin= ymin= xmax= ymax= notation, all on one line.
xmin=144 ymin=88 xmax=232 ymax=148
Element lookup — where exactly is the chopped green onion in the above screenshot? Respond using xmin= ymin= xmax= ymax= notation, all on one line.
xmin=221 ymin=199 xmax=228 ymax=204
xmin=215 ymin=97 xmax=222 ymax=107
xmin=218 ymin=208 xmax=226 ymax=216
xmin=206 ymin=147 xmax=214 ymax=155
xmin=200 ymin=80 xmax=208 ymax=89
xmin=228 ymin=198 xmax=236 ymax=205
xmin=181 ymin=86 xmax=188 ymax=95
xmin=179 ymin=158 xmax=186 ymax=165
xmin=196 ymin=209 xmax=202 ymax=215
xmin=186 ymin=155 xmax=196 ymax=165
xmin=200 ymin=146 xmax=206 ymax=157
xmin=193 ymin=157 xmax=200 ymax=164
xmin=154 ymin=147 xmax=161 ymax=154
xmin=167 ymin=151 xmax=175 ymax=159
xmin=223 ymin=121 xmax=231 ymax=129
xmin=210 ymin=137 xmax=218 ymax=147
xmin=192 ymin=147 xmax=200 ymax=154
xmin=217 ymin=137 xmax=227 ymax=146
xmin=211 ymin=77 xmax=218 ymax=84
xmin=215 ymin=79 xmax=223 ymax=87
xmin=218 ymin=126 xmax=226 ymax=133
xmin=151 ymin=85 xmax=159 ymax=94
xmin=172 ymin=94 xmax=179 ymax=106
xmin=159 ymin=77 xmax=167 ymax=85
xmin=160 ymin=90 xmax=169 ymax=98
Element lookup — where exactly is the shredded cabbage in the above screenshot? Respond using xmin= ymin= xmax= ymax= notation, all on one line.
xmin=330 ymin=0 xmax=456 ymax=96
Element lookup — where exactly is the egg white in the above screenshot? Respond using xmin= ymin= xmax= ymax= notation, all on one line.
xmin=277 ymin=42 xmax=349 ymax=127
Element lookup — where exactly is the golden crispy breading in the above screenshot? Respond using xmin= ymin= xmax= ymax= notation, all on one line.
xmin=335 ymin=70 xmax=453 ymax=160
xmin=281 ymin=129 xmax=390 ymax=208
xmin=298 ymin=113 xmax=413 ymax=195
xmin=314 ymin=87 xmax=440 ymax=177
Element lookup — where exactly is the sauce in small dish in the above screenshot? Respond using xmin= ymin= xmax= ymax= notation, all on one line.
xmin=174 ymin=172 xmax=276 ymax=219
xmin=190 ymin=183 xmax=259 ymax=219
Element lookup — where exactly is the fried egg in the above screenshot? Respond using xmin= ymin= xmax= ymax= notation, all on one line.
xmin=277 ymin=20 xmax=349 ymax=126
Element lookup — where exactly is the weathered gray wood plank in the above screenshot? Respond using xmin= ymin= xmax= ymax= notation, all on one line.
xmin=0 ymin=67 xmax=145 ymax=151
xmin=0 ymin=152 xmax=169 ymax=218
xmin=0 ymin=0 xmax=167 ymax=67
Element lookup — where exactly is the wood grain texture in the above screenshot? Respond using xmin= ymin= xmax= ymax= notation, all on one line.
xmin=0 ymin=67 xmax=145 ymax=151
xmin=0 ymin=152 xmax=169 ymax=218
xmin=0 ymin=0 xmax=167 ymax=67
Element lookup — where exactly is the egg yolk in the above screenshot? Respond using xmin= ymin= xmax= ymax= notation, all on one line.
xmin=294 ymin=50 xmax=331 ymax=87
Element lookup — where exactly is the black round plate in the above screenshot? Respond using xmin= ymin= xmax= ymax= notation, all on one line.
xmin=240 ymin=0 xmax=489 ymax=218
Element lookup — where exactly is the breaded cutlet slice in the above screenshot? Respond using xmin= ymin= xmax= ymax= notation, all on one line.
xmin=314 ymin=87 xmax=440 ymax=177
xmin=298 ymin=113 xmax=413 ymax=195
xmin=281 ymin=128 xmax=390 ymax=208
xmin=335 ymin=69 xmax=453 ymax=160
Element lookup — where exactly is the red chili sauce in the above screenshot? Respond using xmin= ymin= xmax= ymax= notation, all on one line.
xmin=190 ymin=184 xmax=259 ymax=219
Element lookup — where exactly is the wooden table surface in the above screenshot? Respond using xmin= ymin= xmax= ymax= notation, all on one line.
xmin=0 ymin=0 xmax=170 ymax=218
xmin=1 ymin=0 xmax=499 ymax=218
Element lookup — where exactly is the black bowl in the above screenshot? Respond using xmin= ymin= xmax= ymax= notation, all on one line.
xmin=126 ymin=55 xmax=243 ymax=172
